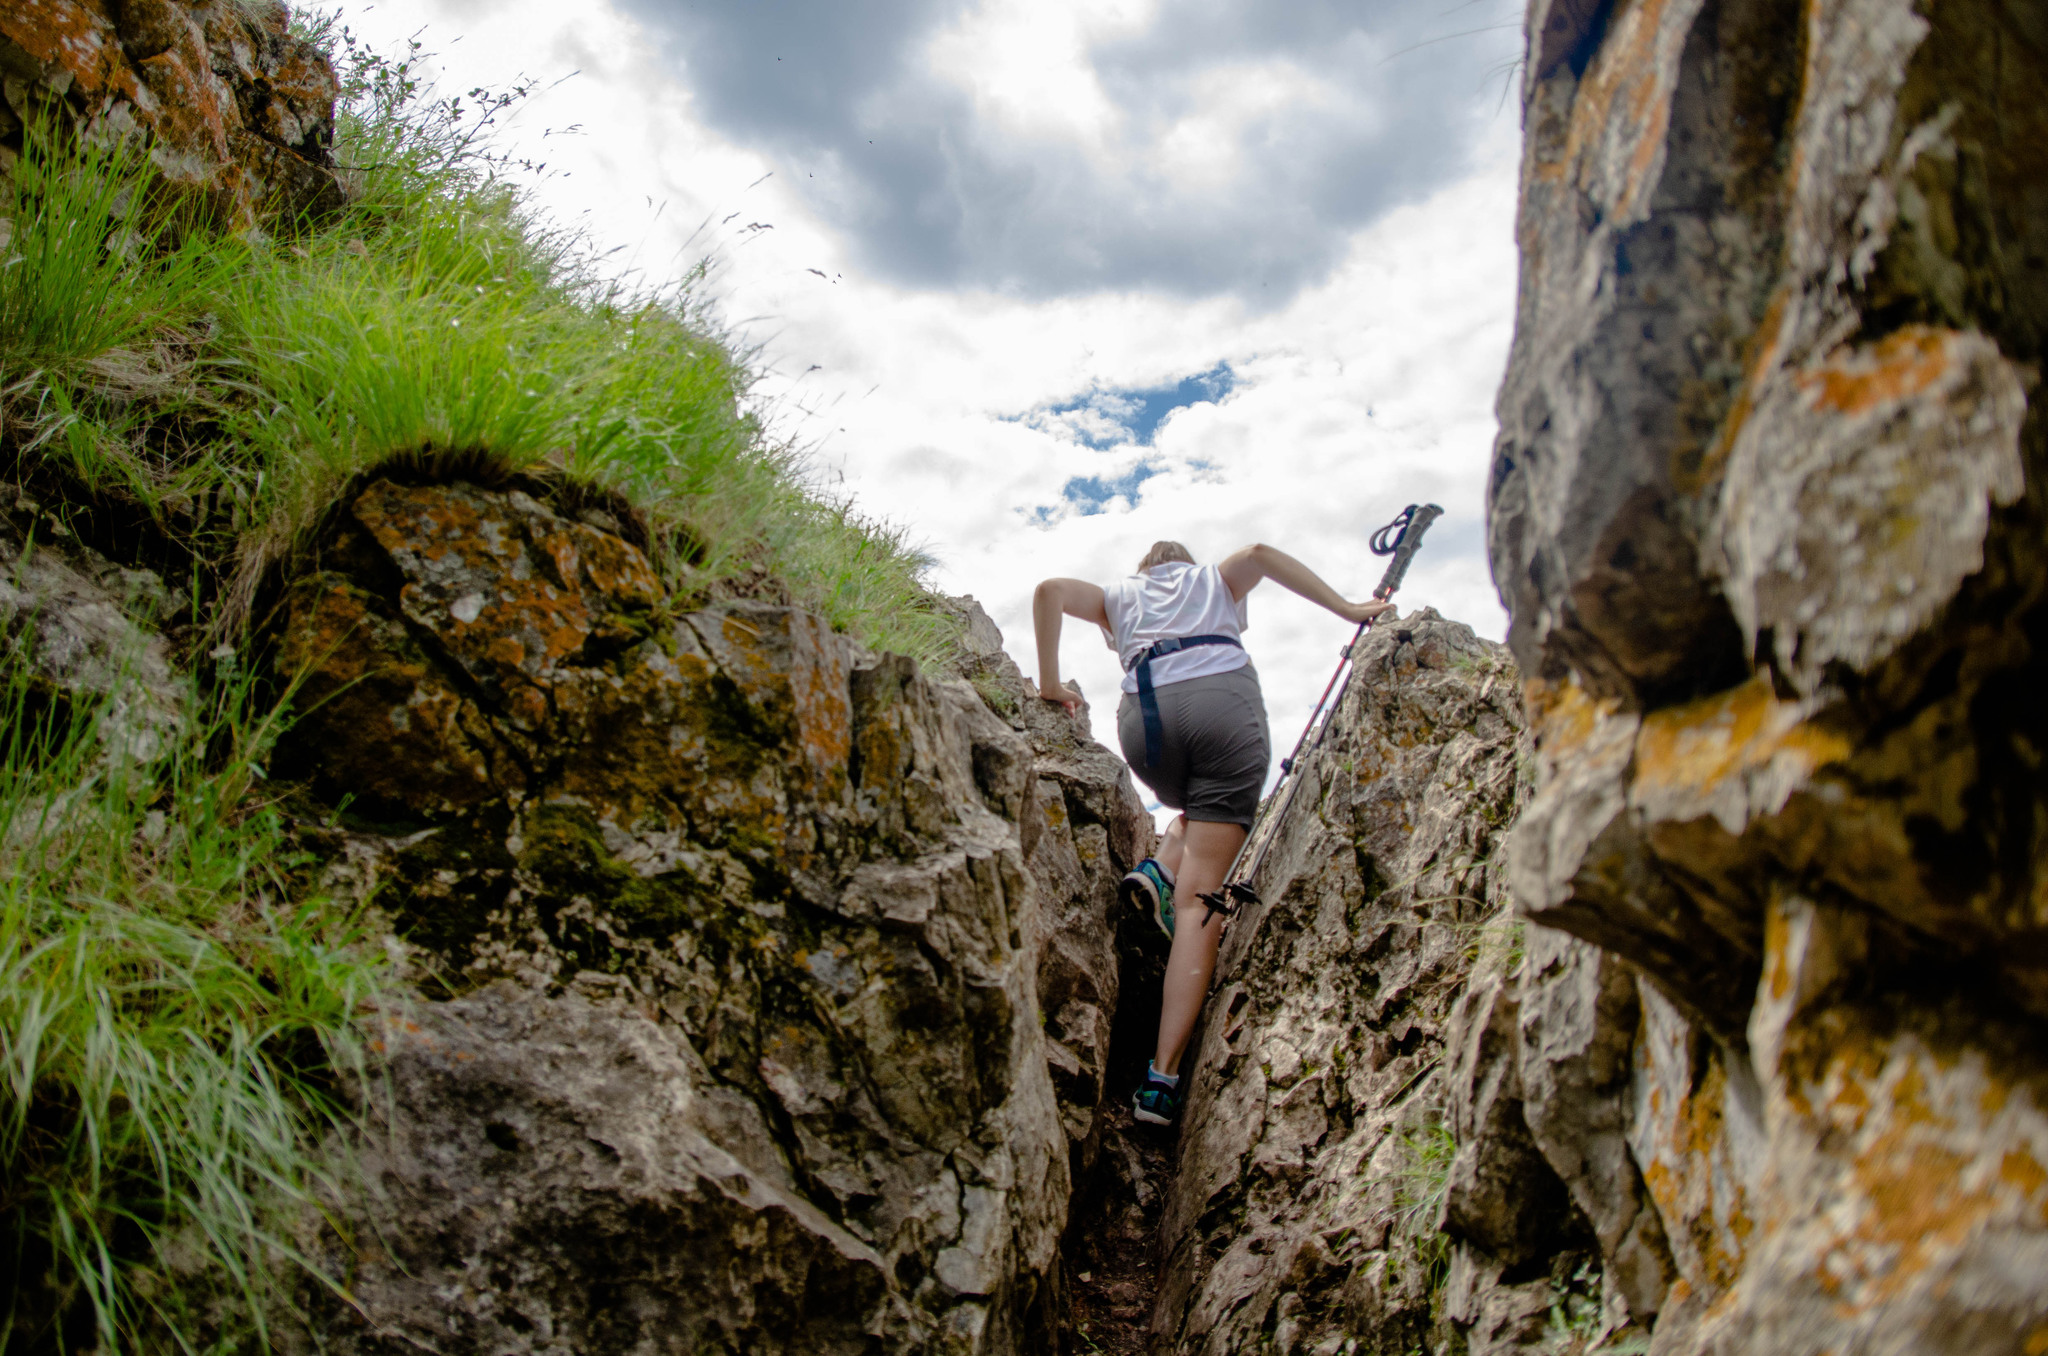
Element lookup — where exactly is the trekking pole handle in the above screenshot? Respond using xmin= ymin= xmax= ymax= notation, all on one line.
xmin=1214 ymin=503 xmax=1446 ymax=911
xmin=1371 ymin=503 xmax=1443 ymax=600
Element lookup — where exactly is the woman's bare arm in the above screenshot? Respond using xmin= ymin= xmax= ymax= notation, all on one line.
xmin=1216 ymin=544 xmax=1394 ymax=624
xmin=1033 ymin=577 xmax=1109 ymax=712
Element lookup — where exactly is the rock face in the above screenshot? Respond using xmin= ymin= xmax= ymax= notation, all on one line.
xmin=950 ymin=602 xmax=1174 ymax=1351
xmin=1149 ymin=611 xmax=1569 ymax=1355
xmin=0 ymin=487 xmax=182 ymax=760
xmin=943 ymin=594 xmax=1160 ymax=1187
xmin=267 ymin=477 xmax=1151 ymax=1354
xmin=1488 ymin=0 xmax=2048 ymax=1349
xmin=0 ymin=0 xmax=343 ymax=226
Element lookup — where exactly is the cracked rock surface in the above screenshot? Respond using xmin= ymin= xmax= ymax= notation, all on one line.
xmin=269 ymin=479 xmax=1151 ymax=1355
xmin=1 ymin=0 xmax=345 ymax=227
xmin=1488 ymin=0 xmax=2048 ymax=1350
xmin=1148 ymin=611 xmax=1568 ymax=1356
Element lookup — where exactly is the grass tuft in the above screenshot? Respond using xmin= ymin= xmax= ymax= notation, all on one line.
xmin=0 ymin=118 xmax=230 ymax=380
xmin=1390 ymin=1122 xmax=1457 ymax=1242
xmin=3 ymin=22 xmax=959 ymax=667
xmin=0 ymin=650 xmax=384 ymax=1352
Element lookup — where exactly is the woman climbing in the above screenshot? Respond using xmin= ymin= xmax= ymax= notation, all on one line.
xmin=1033 ymin=541 xmax=1393 ymax=1127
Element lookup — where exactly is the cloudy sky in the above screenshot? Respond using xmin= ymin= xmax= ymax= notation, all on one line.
xmin=337 ymin=0 xmax=1526 ymax=816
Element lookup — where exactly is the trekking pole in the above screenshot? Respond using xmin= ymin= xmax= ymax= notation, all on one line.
xmin=1197 ymin=503 xmax=1444 ymax=924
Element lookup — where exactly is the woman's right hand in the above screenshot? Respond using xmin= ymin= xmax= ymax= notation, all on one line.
xmin=1338 ymin=598 xmax=1397 ymax=625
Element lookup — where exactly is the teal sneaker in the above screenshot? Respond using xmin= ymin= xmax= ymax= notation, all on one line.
xmin=1132 ymin=1064 xmax=1182 ymax=1127
xmin=1120 ymin=858 xmax=1175 ymax=940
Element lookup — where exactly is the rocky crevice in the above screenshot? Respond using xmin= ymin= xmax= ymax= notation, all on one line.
xmin=241 ymin=476 xmax=1155 ymax=1354
xmin=1140 ymin=610 xmax=1594 ymax=1356
xmin=2 ymin=0 xmax=2044 ymax=1351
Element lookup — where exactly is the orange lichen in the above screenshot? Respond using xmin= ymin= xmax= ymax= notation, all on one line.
xmin=1632 ymin=677 xmax=1848 ymax=803
xmin=1638 ymin=1041 xmax=1752 ymax=1294
xmin=1554 ymin=0 xmax=1686 ymax=222
xmin=3 ymin=0 xmax=342 ymax=229
xmin=1523 ymin=675 xmax=1622 ymax=752
xmin=1796 ymin=326 xmax=1959 ymax=417
xmin=1842 ymin=1137 xmax=1998 ymax=1308
xmin=1784 ymin=1033 xmax=2048 ymax=1313
xmin=0 ymin=1 xmax=123 ymax=99
xmin=1683 ymin=287 xmax=1791 ymax=493
xmin=1765 ymin=898 xmax=1793 ymax=1002
xmin=2001 ymin=1149 xmax=2048 ymax=1205
xmin=789 ymin=614 xmax=854 ymax=776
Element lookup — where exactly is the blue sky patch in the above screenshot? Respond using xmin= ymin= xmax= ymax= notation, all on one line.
xmin=1016 ymin=362 xmax=1235 ymax=450
xmin=1061 ymin=461 xmax=1166 ymax=516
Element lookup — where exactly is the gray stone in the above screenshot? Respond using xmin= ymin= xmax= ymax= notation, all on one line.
xmin=1516 ymin=927 xmax=1675 ymax=1323
xmin=271 ymin=488 xmax=1148 ymax=1355
xmin=0 ymin=492 xmax=183 ymax=763
xmin=1149 ymin=611 xmax=1562 ymax=1355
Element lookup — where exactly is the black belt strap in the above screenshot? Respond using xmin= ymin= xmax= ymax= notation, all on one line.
xmin=1127 ymin=634 xmax=1243 ymax=767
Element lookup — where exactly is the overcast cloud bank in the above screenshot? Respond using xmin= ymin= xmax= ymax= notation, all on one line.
xmin=614 ymin=0 xmax=1523 ymax=300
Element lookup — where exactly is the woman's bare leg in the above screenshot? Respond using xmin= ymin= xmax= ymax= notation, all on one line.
xmin=1153 ymin=818 xmax=1247 ymax=1076
xmin=1156 ymin=814 xmax=1188 ymax=876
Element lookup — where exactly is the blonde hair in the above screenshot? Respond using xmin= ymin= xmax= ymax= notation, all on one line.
xmin=1136 ymin=541 xmax=1196 ymax=572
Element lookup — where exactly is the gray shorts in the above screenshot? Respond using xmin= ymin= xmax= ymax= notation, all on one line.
xmin=1117 ymin=663 xmax=1271 ymax=826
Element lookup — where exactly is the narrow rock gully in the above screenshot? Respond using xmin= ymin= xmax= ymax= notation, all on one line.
xmin=1060 ymin=926 xmax=1175 ymax=1355
xmin=943 ymin=598 xmax=1179 ymax=1353
xmin=979 ymin=595 xmax=1541 ymax=1356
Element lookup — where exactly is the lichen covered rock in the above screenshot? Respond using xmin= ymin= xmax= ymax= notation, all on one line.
xmin=0 ymin=0 xmax=343 ymax=226
xmin=1488 ymin=0 xmax=2048 ymax=1348
xmin=1149 ymin=611 xmax=1571 ymax=1355
xmin=269 ymin=480 xmax=1127 ymax=1354
xmin=941 ymin=594 xmax=1158 ymax=1176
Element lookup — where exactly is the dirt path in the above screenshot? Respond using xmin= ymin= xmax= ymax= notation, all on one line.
xmin=1062 ymin=1104 xmax=1177 ymax=1354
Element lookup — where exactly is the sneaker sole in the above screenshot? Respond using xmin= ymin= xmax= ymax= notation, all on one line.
xmin=1132 ymin=1104 xmax=1174 ymax=1127
xmin=1120 ymin=872 xmax=1174 ymax=941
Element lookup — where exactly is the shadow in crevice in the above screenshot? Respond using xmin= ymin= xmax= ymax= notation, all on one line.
xmin=1058 ymin=894 xmax=1178 ymax=1354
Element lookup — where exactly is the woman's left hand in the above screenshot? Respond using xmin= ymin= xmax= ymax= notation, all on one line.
xmin=1040 ymin=680 xmax=1086 ymax=714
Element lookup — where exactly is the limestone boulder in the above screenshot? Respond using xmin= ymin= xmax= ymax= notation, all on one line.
xmin=271 ymin=480 xmax=1079 ymax=1354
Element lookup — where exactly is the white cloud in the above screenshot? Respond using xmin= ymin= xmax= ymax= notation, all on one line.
xmin=923 ymin=0 xmax=1148 ymax=148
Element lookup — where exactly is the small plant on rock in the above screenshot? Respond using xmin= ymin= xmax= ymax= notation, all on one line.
xmin=1389 ymin=1121 xmax=1458 ymax=1293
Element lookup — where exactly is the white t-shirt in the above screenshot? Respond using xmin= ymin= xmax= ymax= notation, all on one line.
xmin=1101 ymin=562 xmax=1250 ymax=694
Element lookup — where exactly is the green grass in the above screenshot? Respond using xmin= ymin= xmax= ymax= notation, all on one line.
xmin=1 ymin=21 xmax=960 ymax=666
xmin=0 ymin=655 xmax=385 ymax=1352
xmin=1387 ymin=1120 xmax=1456 ymax=1301
xmin=0 ymin=116 xmax=230 ymax=378
xmin=1390 ymin=1122 xmax=1457 ymax=1241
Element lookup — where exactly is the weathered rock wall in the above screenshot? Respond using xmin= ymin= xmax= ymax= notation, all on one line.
xmin=258 ymin=479 xmax=1152 ymax=1355
xmin=1 ymin=0 xmax=344 ymax=226
xmin=946 ymin=594 xmax=1161 ymax=1191
xmin=1148 ymin=611 xmax=1562 ymax=1355
xmin=1487 ymin=0 xmax=2048 ymax=1350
